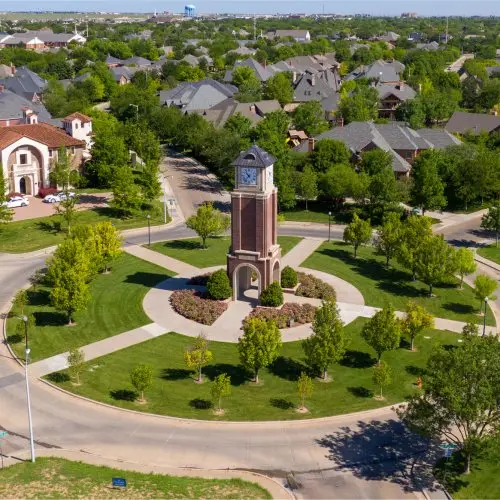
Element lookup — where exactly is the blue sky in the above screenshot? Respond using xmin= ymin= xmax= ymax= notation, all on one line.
xmin=0 ymin=0 xmax=498 ymax=16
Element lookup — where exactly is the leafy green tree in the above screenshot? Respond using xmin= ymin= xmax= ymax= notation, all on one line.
xmin=473 ymin=274 xmax=497 ymax=314
xmin=401 ymin=301 xmax=434 ymax=351
xmin=396 ymin=98 xmax=426 ymax=129
xmin=186 ymin=203 xmax=230 ymax=249
xmin=231 ymin=66 xmax=259 ymax=88
xmin=238 ymin=318 xmax=282 ymax=384
xmin=376 ymin=212 xmax=403 ymax=268
xmin=293 ymin=101 xmax=329 ymax=136
xmin=111 ymin=165 xmax=142 ymax=217
xmin=321 ymin=163 xmax=359 ymax=205
xmin=183 ymin=334 xmax=213 ymax=383
xmin=67 ymin=348 xmax=85 ymax=385
xmin=232 ymin=66 xmax=262 ymax=102
xmin=310 ymin=139 xmax=351 ymax=172
xmin=360 ymin=149 xmax=393 ymax=176
xmin=396 ymin=215 xmax=433 ymax=281
xmin=265 ymin=72 xmax=293 ymax=105
xmin=372 ymin=361 xmax=392 ymax=399
xmin=0 ymin=165 xmax=12 ymax=225
xmin=93 ymin=221 xmax=123 ymax=273
xmin=481 ymin=201 xmax=500 ymax=247
xmin=397 ymin=335 xmax=500 ymax=474
xmin=361 ymin=305 xmax=401 ymax=363
xmin=367 ymin=168 xmax=400 ymax=215
xmin=140 ymin=163 xmax=161 ymax=206
xmin=478 ymin=79 xmax=500 ymax=111
xmin=338 ymin=86 xmax=378 ymax=123
xmin=462 ymin=322 xmax=479 ymax=338
xmin=130 ymin=364 xmax=154 ymax=403
xmin=211 ymin=373 xmax=231 ymax=412
xmin=343 ymin=213 xmax=372 ymax=258
xmin=297 ymin=165 xmax=318 ymax=210
xmin=414 ymin=235 xmax=457 ymax=296
xmin=56 ymin=195 xmax=78 ymax=236
xmin=224 ymin=113 xmax=253 ymax=138
xmin=455 ymin=248 xmax=477 ymax=289
xmin=297 ymin=372 xmax=314 ymax=411
xmin=410 ymin=150 xmax=446 ymax=215
xmin=14 ymin=290 xmax=29 ymax=315
xmin=302 ymin=300 xmax=347 ymax=380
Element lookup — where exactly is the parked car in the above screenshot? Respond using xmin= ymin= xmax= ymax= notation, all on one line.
xmin=2 ymin=196 xmax=29 ymax=208
xmin=43 ymin=191 xmax=75 ymax=203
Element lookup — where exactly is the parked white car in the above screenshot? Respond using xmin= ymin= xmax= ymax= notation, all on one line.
xmin=2 ymin=196 xmax=29 ymax=208
xmin=43 ymin=191 xmax=76 ymax=204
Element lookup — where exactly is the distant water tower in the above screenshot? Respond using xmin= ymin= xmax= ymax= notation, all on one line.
xmin=184 ymin=4 xmax=196 ymax=17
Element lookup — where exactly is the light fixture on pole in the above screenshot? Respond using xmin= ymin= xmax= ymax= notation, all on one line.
xmin=20 ymin=315 xmax=35 ymax=462
xmin=483 ymin=297 xmax=488 ymax=336
xmin=163 ymin=176 xmax=168 ymax=224
xmin=328 ymin=211 xmax=332 ymax=242
xmin=147 ymin=214 xmax=151 ymax=247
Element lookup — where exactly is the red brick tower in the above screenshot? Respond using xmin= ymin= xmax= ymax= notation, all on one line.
xmin=227 ymin=145 xmax=281 ymax=300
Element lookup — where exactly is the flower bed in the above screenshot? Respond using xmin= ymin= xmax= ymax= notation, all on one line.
xmin=296 ymin=272 xmax=336 ymax=300
xmin=187 ymin=273 xmax=212 ymax=286
xmin=245 ymin=302 xmax=316 ymax=329
xmin=170 ymin=289 xmax=227 ymax=325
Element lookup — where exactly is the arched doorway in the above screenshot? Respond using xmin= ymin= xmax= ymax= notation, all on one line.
xmin=232 ymin=263 xmax=261 ymax=302
xmin=19 ymin=176 xmax=32 ymax=195
xmin=19 ymin=176 xmax=26 ymax=194
xmin=273 ymin=261 xmax=280 ymax=284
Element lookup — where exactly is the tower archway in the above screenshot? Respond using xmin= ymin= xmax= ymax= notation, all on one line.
xmin=232 ymin=262 xmax=261 ymax=302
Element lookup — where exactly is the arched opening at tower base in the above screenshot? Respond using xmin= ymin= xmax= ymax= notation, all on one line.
xmin=232 ymin=263 xmax=261 ymax=302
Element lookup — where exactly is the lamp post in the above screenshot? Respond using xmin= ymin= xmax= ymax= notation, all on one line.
xmin=20 ymin=315 xmax=35 ymax=462
xmin=147 ymin=214 xmax=151 ymax=247
xmin=483 ymin=297 xmax=488 ymax=336
xmin=328 ymin=211 xmax=332 ymax=242
xmin=163 ymin=176 xmax=168 ymax=224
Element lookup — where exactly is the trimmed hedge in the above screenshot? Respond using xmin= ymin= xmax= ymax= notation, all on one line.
xmin=170 ymin=290 xmax=228 ymax=325
xmin=260 ymin=281 xmax=284 ymax=307
xmin=246 ymin=302 xmax=316 ymax=329
xmin=206 ymin=269 xmax=232 ymax=300
xmin=281 ymin=266 xmax=298 ymax=288
xmin=296 ymin=272 xmax=336 ymax=300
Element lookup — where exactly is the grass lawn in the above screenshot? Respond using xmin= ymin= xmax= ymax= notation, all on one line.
xmin=48 ymin=319 xmax=460 ymax=421
xmin=0 ymin=457 xmax=271 ymax=499
xmin=7 ymin=253 xmax=173 ymax=362
xmin=434 ymin=439 xmax=500 ymax=499
xmin=477 ymin=244 xmax=500 ymax=265
xmin=302 ymin=241 xmax=495 ymax=326
xmin=149 ymin=236 xmax=302 ymax=268
xmin=0 ymin=203 xmax=168 ymax=254
xmin=281 ymin=200 xmax=352 ymax=225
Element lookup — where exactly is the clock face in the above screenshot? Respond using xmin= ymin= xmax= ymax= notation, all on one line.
xmin=240 ymin=167 xmax=257 ymax=185
xmin=266 ymin=165 xmax=273 ymax=187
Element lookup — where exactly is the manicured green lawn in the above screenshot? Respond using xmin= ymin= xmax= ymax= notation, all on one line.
xmin=7 ymin=253 xmax=173 ymax=362
xmin=48 ymin=319 xmax=459 ymax=421
xmin=149 ymin=236 xmax=302 ymax=268
xmin=281 ymin=201 xmax=351 ymax=225
xmin=302 ymin=241 xmax=495 ymax=326
xmin=0 ymin=457 xmax=271 ymax=499
xmin=0 ymin=203 xmax=168 ymax=253
xmin=477 ymin=244 xmax=500 ymax=265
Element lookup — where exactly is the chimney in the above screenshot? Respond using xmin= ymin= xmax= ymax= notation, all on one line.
xmin=0 ymin=84 xmax=4 ymax=92
xmin=307 ymin=137 xmax=316 ymax=153
xmin=292 ymin=71 xmax=297 ymax=83
xmin=311 ymin=74 xmax=315 ymax=86
xmin=249 ymin=104 xmax=256 ymax=113
xmin=399 ymin=81 xmax=404 ymax=90
xmin=10 ymin=63 xmax=15 ymax=75
xmin=263 ymin=59 xmax=267 ymax=69
xmin=337 ymin=117 xmax=344 ymax=128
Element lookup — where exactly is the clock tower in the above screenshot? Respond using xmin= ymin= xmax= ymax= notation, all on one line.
xmin=227 ymin=145 xmax=281 ymax=301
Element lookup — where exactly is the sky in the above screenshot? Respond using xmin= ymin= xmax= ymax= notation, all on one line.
xmin=0 ymin=0 xmax=499 ymax=16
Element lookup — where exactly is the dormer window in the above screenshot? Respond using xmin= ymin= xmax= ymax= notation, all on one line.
xmin=75 ymin=122 xmax=79 ymax=129
xmin=243 ymin=153 xmax=256 ymax=160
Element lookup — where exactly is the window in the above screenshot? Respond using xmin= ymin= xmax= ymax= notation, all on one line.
xmin=71 ymin=147 xmax=75 ymax=155
xmin=75 ymin=122 xmax=79 ymax=129
xmin=48 ymin=149 xmax=53 ymax=158
xmin=19 ymin=154 xmax=28 ymax=165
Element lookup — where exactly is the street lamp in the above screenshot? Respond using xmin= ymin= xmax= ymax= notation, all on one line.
xmin=147 ymin=214 xmax=151 ymax=247
xmin=483 ymin=297 xmax=488 ymax=336
xmin=19 ymin=315 xmax=35 ymax=462
xmin=328 ymin=211 xmax=332 ymax=242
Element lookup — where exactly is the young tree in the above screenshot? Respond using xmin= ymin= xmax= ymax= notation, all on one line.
xmin=361 ymin=305 xmax=401 ymax=363
xmin=455 ymin=248 xmax=477 ymax=289
xmin=211 ymin=373 xmax=231 ymax=412
xmin=50 ymin=146 xmax=72 ymax=190
xmin=372 ymin=361 xmax=392 ymax=399
xmin=0 ymin=165 xmax=13 ymax=225
xmin=238 ymin=318 xmax=282 ymax=384
xmin=397 ymin=335 xmax=500 ymax=474
xmin=297 ymin=165 xmax=318 ymax=211
xmin=56 ymin=195 xmax=78 ymax=236
xmin=111 ymin=165 xmax=142 ymax=217
xmin=401 ymin=301 xmax=434 ymax=351
xmin=297 ymin=372 xmax=314 ymax=411
xmin=186 ymin=202 xmax=230 ymax=249
xmin=414 ymin=235 xmax=457 ymax=296
xmin=292 ymin=101 xmax=329 ymax=136
xmin=183 ymin=334 xmax=213 ymax=383
xmin=130 ymin=364 xmax=154 ymax=403
xmin=93 ymin=221 xmax=123 ymax=273
xmin=14 ymin=290 xmax=29 ymax=315
xmin=473 ymin=274 xmax=497 ymax=314
xmin=302 ymin=300 xmax=346 ymax=380
xmin=481 ymin=201 xmax=500 ymax=248
xmin=376 ymin=212 xmax=402 ymax=268
xmin=343 ymin=213 xmax=372 ymax=258
xmin=67 ymin=348 xmax=85 ymax=385
xmin=462 ymin=322 xmax=479 ymax=338
xmin=140 ymin=163 xmax=162 ymax=206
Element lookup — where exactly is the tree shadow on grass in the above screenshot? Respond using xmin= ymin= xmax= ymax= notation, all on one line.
xmin=270 ymin=398 xmax=295 ymax=410
xmin=161 ymin=368 xmax=192 ymax=380
xmin=340 ymin=350 xmax=375 ymax=369
xmin=405 ymin=365 xmax=426 ymax=377
xmin=33 ymin=311 xmax=67 ymax=327
xmin=189 ymin=398 xmax=213 ymax=410
xmin=203 ymin=363 xmax=249 ymax=386
xmin=347 ymin=386 xmax=373 ymax=398
xmin=399 ymin=338 xmax=411 ymax=350
xmin=46 ymin=372 xmax=70 ymax=383
xmin=441 ymin=302 xmax=476 ymax=315
xmin=162 ymin=239 xmax=204 ymax=251
xmin=124 ymin=272 xmax=171 ymax=288
xmin=268 ymin=356 xmax=307 ymax=381
xmin=110 ymin=389 xmax=138 ymax=401
xmin=434 ymin=454 xmax=470 ymax=494
xmin=27 ymin=289 xmax=50 ymax=307
xmin=6 ymin=333 xmax=23 ymax=344
xmin=35 ymin=219 xmax=62 ymax=234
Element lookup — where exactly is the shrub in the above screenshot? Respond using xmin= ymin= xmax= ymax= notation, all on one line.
xmin=206 ymin=269 xmax=232 ymax=300
xmin=281 ymin=266 xmax=298 ymax=288
xmin=260 ymin=281 xmax=284 ymax=307
xmin=188 ymin=273 xmax=212 ymax=286
xmin=297 ymin=272 xmax=336 ymax=300
xmin=38 ymin=187 xmax=58 ymax=198
xmin=246 ymin=303 xmax=317 ymax=329
xmin=170 ymin=290 xmax=228 ymax=325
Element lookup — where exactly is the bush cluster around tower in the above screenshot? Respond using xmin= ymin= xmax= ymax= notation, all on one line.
xmin=281 ymin=266 xmax=298 ymax=288
xmin=260 ymin=281 xmax=284 ymax=307
xmin=206 ymin=269 xmax=232 ymax=300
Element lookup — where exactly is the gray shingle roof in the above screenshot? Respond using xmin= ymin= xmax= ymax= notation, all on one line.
xmin=417 ymin=128 xmax=463 ymax=147
xmin=232 ymin=144 xmax=276 ymax=168
xmin=347 ymin=59 xmax=405 ymax=82
xmin=445 ymin=111 xmax=500 ymax=135
xmin=0 ymin=88 xmax=53 ymax=123
xmin=293 ymin=71 xmax=341 ymax=102
xmin=224 ymin=58 xmax=274 ymax=83
xmin=1 ymin=67 xmax=47 ymax=98
xmin=376 ymin=82 xmax=416 ymax=101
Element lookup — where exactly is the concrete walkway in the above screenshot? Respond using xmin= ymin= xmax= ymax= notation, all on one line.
xmin=281 ymin=237 xmax=323 ymax=268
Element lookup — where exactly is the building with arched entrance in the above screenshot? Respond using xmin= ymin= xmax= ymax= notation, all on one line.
xmin=227 ymin=145 xmax=281 ymax=301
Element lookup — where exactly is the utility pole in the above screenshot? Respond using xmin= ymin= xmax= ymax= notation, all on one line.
xmin=253 ymin=15 xmax=256 ymax=41
xmin=445 ymin=16 xmax=449 ymax=44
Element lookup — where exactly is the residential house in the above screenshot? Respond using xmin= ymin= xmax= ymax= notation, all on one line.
xmin=416 ymin=41 xmax=440 ymax=51
xmin=445 ymin=111 xmax=500 ymax=136
xmin=0 ymin=113 xmax=92 ymax=196
xmin=486 ymin=66 xmax=500 ymax=77
xmin=0 ymin=67 xmax=47 ymax=101
xmin=0 ymin=64 xmax=15 ymax=79
xmin=376 ymin=82 xmax=416 ymax=119
xmin=377 ymin=31 xmax=400 ymax=43
xmin=182 ymin=54 xmax=214 ymax=67
xmin=267 ymin=30 xmax=311 ymax=43
xmin=0 ymin=88 xmax=54 ymax=126
xmin=346 ymin=59 xmax=405 ymax=83
xmin=124 ymin=30 xmax=152 ymax=41
xmin=408 ymin=32 xmax=423 ymax=42
xmin=224 ymin=58 xmax=274 ymax=83
xmin=292 ymin=71 xmax=341 ymax=118
xmin=0 ymin=29 xmax=86 ymax=49
xmin=110 ymin=66 xmax=136 ymax=85
xmin=287 ymin=129 xmax=309 ymax=148
xmin=229 ymin=46 xmax=257 ymax=57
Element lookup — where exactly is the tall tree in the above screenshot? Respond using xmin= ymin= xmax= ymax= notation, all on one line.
xmin=360 ymin=149 xmax=392 ymax=176
xmin=93 ymin=221 xmax=123 ymax=273
xmin=473 ymin=274 xmax=497 ymax=314
xmin=111 ymin=165 xmax=142 ymax=217
xmin=302 ymin=300 xmax=347 ymax=380
xmin=310 ymin=139 xmax=351 ymax=172
xmin=376 ymin=212 xmax=403 ymax=268
xmin=321 ymin=163 xmax=359 ymax=206
xmin=0 ymin=165 xmax=13 ymax=225
xmin=130 ymin=364 xmax=154 ymax=403
xmin=343 ymin=213 xmax=372 ymax=258
xmin=186 ymin=202 xmax=230 ymax=249
xmin=292 ymin=101 xmax=329 ymax=136
xmin=481 ymin=201 xmax=500 ymax=248
xmin=397 ymin=335 xmax=500 ymax=474
xmin=455 ymin=248 xmax=477 ymax=289
xmin=401 ymin=301 xmax=434 ymax=351
xmin=238 ymin=318 xmax=282 ymax=384
xmin=372 ymin=361 xmax=392 ymax=399
xmin=183 ymin=334 xmax=213 ymax=383
xmin=297 ymin=165 xmax=318 ymax=211
xmin=265 ymin=72 xmax=293 ymax=105
xmin=361 ymin=305 xmax=401 ymax=363
xmin=338 ymin=86 xmax=378 ymax=123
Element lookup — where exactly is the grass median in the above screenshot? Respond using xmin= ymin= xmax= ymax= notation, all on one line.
xmin=477 ymin=244 xmax=500 ymax=266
